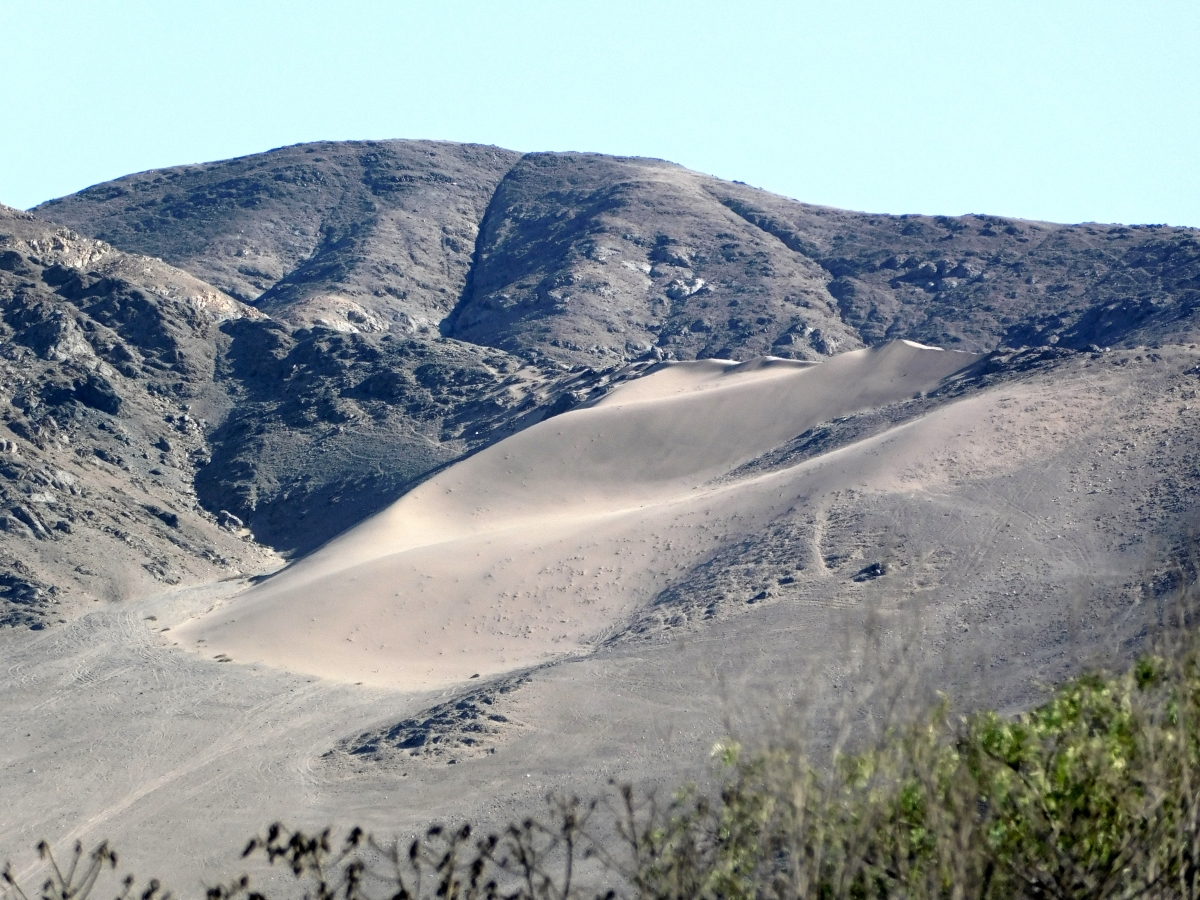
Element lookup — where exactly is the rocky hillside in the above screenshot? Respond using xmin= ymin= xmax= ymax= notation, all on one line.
xmin=40 ymin=142 xmax=1200 ymax=365
xmin=0 ymin=199 xmax=648 ymax=625
xmin=37 ymin=142 xmax=521 ymax=334
xmin=3 ymin=139 xmax=1198 ymax=627
xmin=0 ymin=206 xmax=273 ymax=624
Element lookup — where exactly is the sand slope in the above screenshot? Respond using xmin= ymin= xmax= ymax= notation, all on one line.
xmin=178 ymin=342 xmax=977 ymax=686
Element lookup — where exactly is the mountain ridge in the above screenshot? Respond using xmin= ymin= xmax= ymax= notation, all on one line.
xmin=38 ymin=141 xmax=1200 ymax=363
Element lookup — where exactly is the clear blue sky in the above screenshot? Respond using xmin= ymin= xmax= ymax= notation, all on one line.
xmin=2 ymin=1 xmax=1197 ymax=226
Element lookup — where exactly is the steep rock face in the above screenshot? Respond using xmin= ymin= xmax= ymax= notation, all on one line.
xmin=0 ymin=206 xmax=272 ymax=625
xmin=36 ymin=141 xmax=522 ymax=334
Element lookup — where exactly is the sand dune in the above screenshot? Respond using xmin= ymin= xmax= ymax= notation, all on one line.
xmin=8 ymin=343 xmax=1198 ymax=887
xmin=178 ymin=341 xmax=977 ymax=687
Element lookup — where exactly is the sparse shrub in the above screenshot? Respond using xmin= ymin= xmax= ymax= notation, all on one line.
xmin=2 ymin=839 xmax=169 ymax=900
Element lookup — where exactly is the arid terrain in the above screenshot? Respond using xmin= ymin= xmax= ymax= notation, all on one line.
xmin=2 ymin=140 xmax=1200 ymax=890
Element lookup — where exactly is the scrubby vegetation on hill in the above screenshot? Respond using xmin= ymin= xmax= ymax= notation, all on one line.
xmin=9 ymin=597 xmax=1200 ymax=900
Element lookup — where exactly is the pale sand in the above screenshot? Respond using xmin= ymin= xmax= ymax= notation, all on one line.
xmin=176 ymin=342 xmax=977 ymax=687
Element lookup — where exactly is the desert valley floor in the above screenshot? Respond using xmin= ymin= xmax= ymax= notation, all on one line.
xmin=5 ymin=339 xmax=1199 ymax=888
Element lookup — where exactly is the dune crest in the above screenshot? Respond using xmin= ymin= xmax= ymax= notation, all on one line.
xmin=177 ymin=342 xmax=977 ymax=687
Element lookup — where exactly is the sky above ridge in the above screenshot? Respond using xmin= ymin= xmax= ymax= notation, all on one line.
xmin=1 ymin=1 xmax=1197 ymax=227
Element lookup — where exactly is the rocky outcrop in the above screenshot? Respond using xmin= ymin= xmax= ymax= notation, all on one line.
xmin=0 ymin=206 xmax=273 ymax=626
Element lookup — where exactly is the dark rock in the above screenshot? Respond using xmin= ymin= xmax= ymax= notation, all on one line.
xmin=0 ymin=250 xmax=32 ymax=275
xmin=92 ymin=448 xmax=124 ymax=466
xmin=338 ymin=676 xmax=529 ymax=761
xmin=217 ymin=510 xmax=244 ymax=529
xmin=0 ymin=515 xmax=34 ymax=539
xmin=543 ymin=391 xmax=580 ymax=419
xmin=9 ymin=505 xmax=47 ymax=538
xmin=145 ymin=506 xmax=180 ymax=528
xmin=73 ymin=373 xmax=122 ymax=415
xmin=853 ymin=562 xmax=887 ymax=582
